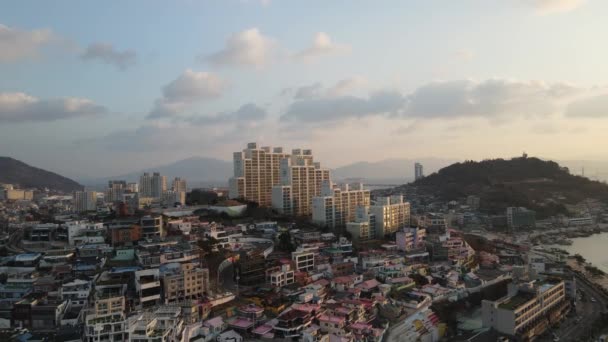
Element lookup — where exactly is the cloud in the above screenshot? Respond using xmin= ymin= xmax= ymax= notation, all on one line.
xmin=295 ymin=32 xmax=350 ymax=62
xmin=286 ymin=77 xmax=367 ymax=100
xmin=187 ymin=103 xmax=266 ymax=125
xmin=91 ymin=123 xmax=198 ymax=152
xmin=281 ymin=79 xmax=583 ymax=124
xmin=0 ymin=24 xmax=56 ymax=62
xmin=203 ymin=28 xmax=276 ymax=68
xmin=0 ymin=92 xmax=106 ymax=123
xmin=528 ymin=0 xmax=585 ymax=14
xmin=282 ymin=90 xmax=405 ymax=123
xmin=148 ymin=69 xmax=226 ymax=119
xmin=80 ymin=43 xmax=137 ymax=70
xmin=566 ymin=94 xmax=608 ymax=118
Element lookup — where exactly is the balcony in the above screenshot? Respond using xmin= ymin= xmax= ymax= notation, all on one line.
xmin=140 ymin=280 xmax=160 ymax=290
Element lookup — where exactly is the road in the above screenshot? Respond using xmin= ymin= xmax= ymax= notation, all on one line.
xmin=539 ymin=273 xmax=607 ymax=342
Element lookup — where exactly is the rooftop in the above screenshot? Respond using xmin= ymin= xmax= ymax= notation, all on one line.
xmin=498 ymin=292 xmax=536 ymax=310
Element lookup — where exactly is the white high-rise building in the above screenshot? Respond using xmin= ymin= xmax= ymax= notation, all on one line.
xmin=162 ymin=190 xmax=186 ymax=206
xmin=73 ymin=191 xmax=97 ymax=213
xmin=312 ymin=181 xmax=371 ymax=228
xmin=271 ymin=149 xmax=331 ymax=216
xmin=370 ymin=195 xmax=410 ymax=238
xmin=139 ymin=172 xmax=166 ymax=199
xmin=415 ymin=162 xmax=424 ymax=181
xmin=229 ymin=142 xmax=290 ymax=207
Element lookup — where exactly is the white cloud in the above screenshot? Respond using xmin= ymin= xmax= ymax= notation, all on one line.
xmin=80 ymin=43 xmax=137 ymax=70
xmin=0 ymin=24 xmax=56 ymax=62
xmin=295 ymin=32 xmax=350 ymax=62
xmin=566 ymin=94 xmax=608 ymax=118
xmin=327 ymin=77 xmax=367 ymax=97
xmin=0 ymin=92 xmax=106 ymax=123
xmin=528 ymin=0 xmax=586 ymax=14
xmin=187 ymin=103 xmax=267 ymax=125
xmin=148 ymin=70 xmax=226 ymax=119
xmin=454 ymin=49 xmax=475 ymax=61
xmin=203 ymin=28 xmax=276 ymax=68
xmin=281 ymin=78 xmax=586 ymax=124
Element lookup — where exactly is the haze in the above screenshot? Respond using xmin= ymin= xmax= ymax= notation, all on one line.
xmin=2 ymin=0 xmax=608 ymax=180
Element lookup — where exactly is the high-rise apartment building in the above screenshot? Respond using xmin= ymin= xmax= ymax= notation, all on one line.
xmin=106 ymin=180 xmax=127 ymax=202
xmin=312 ymin=181 xmax=371 ymax=228
xmin=414 ymin=162 xmax=424 ymax=181
xmin=229 ymin=142 xmax=290 ymax=206
xmin=271 ymin=149 xmax=331 ymax=216
xmin=370 ymin=195 xmax=411 ymax=238
xmin=73 ymin=191 xmax=97 ymax=213
xmin=171 ymin=177 xmax=187 ymax=193
xmin=140 ymin=172 xmax=166 ymax=199
xmin=162 ymin=190 xmax=186 ymax=206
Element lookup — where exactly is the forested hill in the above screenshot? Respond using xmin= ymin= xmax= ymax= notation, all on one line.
xmin=413 ymin=157 xmax=608 ymax=218
xmin=0 ymin=157 xmax=83 ymax=193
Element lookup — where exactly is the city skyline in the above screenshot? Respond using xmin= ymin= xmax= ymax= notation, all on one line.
xmin=2 ymin=0 xmax=608 ymax=180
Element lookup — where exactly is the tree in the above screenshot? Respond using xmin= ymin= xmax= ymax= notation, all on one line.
xmin=574 ymin=253 xmax=586 ymax=265
xmin=277 ymin=231 xmax=295 ymax=252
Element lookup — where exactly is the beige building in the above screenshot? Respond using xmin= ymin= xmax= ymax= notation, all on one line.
xmin=482 ymin=280 xmax=569 ymax=340
xmin=370 ymin=195 xmax=410 ymax=237
xmin=229 ymin=142 xmax=290 ymax=207
xmin=162 ymin=262 xmax=210 ymax=304
xmin=94 ymin=295 xmax=126 ymax=316
xmin=6 ymin=189 xmax=34 ymax=201
xmin=271 ymin=149 xmax=330 ymax=216
xmin=172 ymin=177 xmax=187 ymax=193
xmin=140 ymin=172 xmax=167 ymax=199
xmin=312 ymin=181 xmax=370 ymax=228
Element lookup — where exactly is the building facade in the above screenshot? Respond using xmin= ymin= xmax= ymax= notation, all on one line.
xmin=73 ymin=191 xmax=97 ymax=213
xmin=229 ymin=142 xmax=290 ymax=207
xmin=312 ymin=182 xmax=371 ymax=228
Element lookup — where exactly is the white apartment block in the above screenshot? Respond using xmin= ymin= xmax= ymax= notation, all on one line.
xmin=482 ymin=280 xmax=569 ymax=339
xmin=346 ymin=206 xmax=376 ymax=242
xmin=266 ymin=264 xmax=295 ymax=288
xmin=60 ymin=279 xmax=92 ymax=306
xmin=370 ymin=195 xmax=410 ymax=238
xmin=229 ymin=142 xmax=290 ymax=207
xmin=312 ymin=181 xmax=371 ymax=228
xmin=292 ymin=245 xmax=318 ymax=272
xmin=134 ymin=268 xmax=162 ymax=308
xmin=73 ymin=191 xmax=97 ymax=213
xmin=271 ymin=150 xmax=330 ymax=216
xmin=162 ymin=190 xmax=186 ymax=206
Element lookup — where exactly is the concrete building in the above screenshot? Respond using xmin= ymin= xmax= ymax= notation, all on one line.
xmin=171 ymin=177 xmax=187 ymax=193
xmin=482 ymin=279 xmax=569 ymax=340
xmin=161 ymin=190 xmax=186 ymax=206
xmin=73 ymin=191 xmax=97 ymax=213
xmin=292 ymin=245 xmax=318 ymax=273
xmin=140 ymin=172 xmax=167 ymax=199
xmin=140 ymin=215 xmax=163 ymax=239
xmin=161 ymin=262 xmax=209 ymax=304
xmin=346 ymin=206 xmax=376 ymax=242
xmin=266 ymin=264 xmax=295 ymax=288
xmin=312 ymin=181 xmax=371 ymax=228
xmin=396 ymin=227 xmax=426 ymax=251
xmin=6 ymin=189 xmax=34 ymax=201
xmin=229 ymin=142 xmax=290 ymax=206
xmin=369 ymin=195 xmax=410 ymax=238
xmin=271 ymin=149 xmax=331 ymax=216
xmin=60 ymin=279 xmax=91 ymax=306
xmin=506 ymin=207 xmax=536 ymax=230
xmin=134 ymin=269 xmax=162 ymax=308
xmin=414 ymin=162 xmax=424 ymax=181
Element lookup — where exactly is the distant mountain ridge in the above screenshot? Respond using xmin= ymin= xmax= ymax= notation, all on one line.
xmin=86 ymin=157 xmax=232 ymax=186
xmin=411 ymin=156 xmax=608 ymax=218
xmin=0 ymin=157 xmax=83 ymax=193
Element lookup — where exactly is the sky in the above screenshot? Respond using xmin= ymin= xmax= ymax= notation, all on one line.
xmin=1 ymin=0 xmax=608 ymax=179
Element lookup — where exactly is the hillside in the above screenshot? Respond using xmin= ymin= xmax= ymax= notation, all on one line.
xmin=87 ymin=157 xmax=232 ymax=186
xmin=0 ymin=157 xmax=83 ymax=193
xmin=413 ymin=157 xmax=608 ymax=218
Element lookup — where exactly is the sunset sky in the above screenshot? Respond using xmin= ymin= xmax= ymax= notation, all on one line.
xmin=1 ymin=0 xmax=607 ymax=179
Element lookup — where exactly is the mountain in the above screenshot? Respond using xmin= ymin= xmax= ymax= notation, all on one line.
xmin=333 ymin=158 xmax=458 ymax=184
xmin=86 ymin=157 xmax=232 ymax=187
xmin=0 ymin=157 xmax=83 ymax=193
xmin=411 ymin=156 xmax=608 ymax=218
